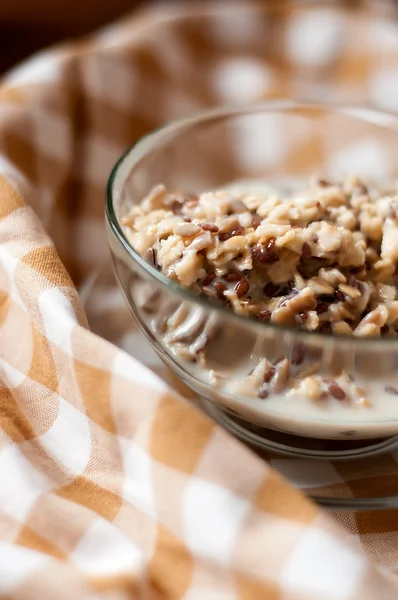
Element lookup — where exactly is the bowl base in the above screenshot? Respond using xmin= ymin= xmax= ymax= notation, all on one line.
xmin=81 ymin=265 xmax=398 ymax=511
xmin=200 ymin=398 xmax=398 ymax=461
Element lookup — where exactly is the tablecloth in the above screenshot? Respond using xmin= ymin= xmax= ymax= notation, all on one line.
xmin=1 ymin=1 xmax=398 ymax=598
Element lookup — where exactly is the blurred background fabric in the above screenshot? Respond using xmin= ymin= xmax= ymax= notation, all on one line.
xmin=0 ymin=0 xmax=388 ymax=74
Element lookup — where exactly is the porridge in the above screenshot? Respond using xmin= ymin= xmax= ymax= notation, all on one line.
xmin=121 ymin=176 xmax=398 ymax=435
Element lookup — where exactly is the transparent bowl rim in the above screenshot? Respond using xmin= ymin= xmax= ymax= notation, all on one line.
xmin=105 ymin=100 xmax=398 ymax=351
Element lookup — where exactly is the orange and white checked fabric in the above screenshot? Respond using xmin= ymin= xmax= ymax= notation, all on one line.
xmin=1 ymin=1 xmax=398 ymax=598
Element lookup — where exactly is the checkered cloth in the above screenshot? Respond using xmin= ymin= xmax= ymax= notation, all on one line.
xmin=1 ymin=1 xmax=398 ymax=598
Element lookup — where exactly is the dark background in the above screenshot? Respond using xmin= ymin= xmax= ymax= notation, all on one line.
xmin=0 ymin=0 xmax=144 ymax=74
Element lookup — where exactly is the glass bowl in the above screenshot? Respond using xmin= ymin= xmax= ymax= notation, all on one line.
xmin=106 ymin=101 xmax=398 ymax=443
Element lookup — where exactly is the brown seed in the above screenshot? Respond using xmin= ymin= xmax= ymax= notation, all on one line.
xmin=170 ymin=200 xmax=183 ymax=214
xmin=214 ymin=281 xmax=227 ymax=299
xmin=315 ymin=303 xmax=329 ymax=314
xmin=385 ymin=386 xmax=398 ymax=395
xmin=291 ymin=344 xmax=305 ymax=365
xmin=183 ymin=216 xmax=192 ymax=222
xmin=318 ymin=178 xmax=330 ymax=187
xmin=351 ymin=265 xmax=364 ymax=274
xmin=263 ymin=366 xmax=275 ymax=383
xmin=258 ymin=389 xmax=269 ymax=399
xmin=252 ymin=213 xmax=262 ymax=229
xmin=348 ymin=275 xmax=358 ymax=288
xmin=219 ymin=232 xmax=232 ymax=242
xmin=316 ymin=201 xmax=321 ymax=210
xmin=302 ymin=242 xmax=311 ymax=259
xmin=202 ymin=272 xmax=216 ymax=286
xmin=201 ymin=223 xmax=219 ymax=232
xmin=252 ymin=244 xmax=279 ymax=264
xmin=231 ymin=226 xmax=245 ymax=237
xmin=263 ymin=251 xmax=279 ymax=264
xmin=252 ymin=237 xmax=279 ymax=262
xmin=223 ymin=271 xmax=242 ymax=282
xmin=319 ymin=321 xmax=332 ymax=334
xmin=328 ymin=381 xmax=346 ymax=400
xmin=259 ymin=308 xmax=271 ymax=321
xmin=263 ymin=282 xmax=279 ymax=297
xmin=251 ymin=246 xmax=262 ymax=261
xmin=235 ymin=279 xmax=249 ymax=298
xmin=312 ymin=234 xmax=319 ymax=243
xmin=319 ymin=294 xmax=335 ymax=304
xmin=354 ymin=183 xmax=368 ymax=195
